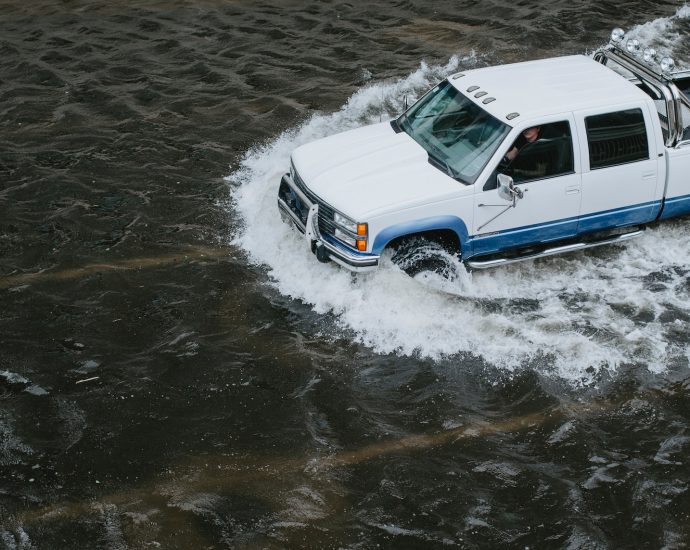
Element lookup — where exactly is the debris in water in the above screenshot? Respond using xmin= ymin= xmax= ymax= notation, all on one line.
xmin=75 ymin=376 xmax=99 ymax=385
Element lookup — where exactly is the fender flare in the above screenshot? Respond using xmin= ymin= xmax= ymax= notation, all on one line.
xmin=371 ymin=216 xmax=470 ymax=256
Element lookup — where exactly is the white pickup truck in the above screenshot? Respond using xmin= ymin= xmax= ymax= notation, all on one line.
xmin=277 ymin=29 xmax=690 ymax=271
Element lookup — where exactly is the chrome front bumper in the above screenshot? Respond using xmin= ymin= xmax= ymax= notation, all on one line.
xmin=277 ymin=173 xmax=380 ymax=272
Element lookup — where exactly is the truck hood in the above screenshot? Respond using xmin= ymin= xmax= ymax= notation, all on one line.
xmin=291 ymin=121 xmax=468 ymax=220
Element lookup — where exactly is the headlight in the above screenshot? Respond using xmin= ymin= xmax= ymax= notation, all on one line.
xmin=334 ymin=212 xmax=357 ymax=232
xmin=660 ymin=57 xmax=676 ymax=73
xmin=643 ymin=47 xmax=656 ymax=62
xmin=626 ymin=39 xmax=640 ymax=54
xmin=333 ymin=212 xmax=368 ymax=251
xmin=335 ymin=228 xmax=356 ymax=247
xmin=611 ymin=28 xmax=625 ymax=43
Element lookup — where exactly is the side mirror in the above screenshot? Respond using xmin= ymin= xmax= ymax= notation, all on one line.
xmin=498 ymin=174 xmax=514 ymax=201
xmin=497 ymin=173 xmax=524 ymax=202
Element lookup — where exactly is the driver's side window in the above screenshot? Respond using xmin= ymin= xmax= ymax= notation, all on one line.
xmin=483 ymin=121 xmax=574 ymax=190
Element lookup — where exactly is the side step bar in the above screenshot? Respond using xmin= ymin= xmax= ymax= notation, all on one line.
xmin=466 ymin=229 xmax=644 ymax=269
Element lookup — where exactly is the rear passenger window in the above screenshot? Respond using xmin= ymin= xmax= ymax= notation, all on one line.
xmin=585 ymin=109 xmax=649 ymax=169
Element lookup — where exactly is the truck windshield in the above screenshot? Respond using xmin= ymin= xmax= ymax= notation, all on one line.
xmin=398 ymin=80 xmax=510 ymax=184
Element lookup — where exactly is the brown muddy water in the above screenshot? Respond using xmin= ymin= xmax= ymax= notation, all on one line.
xmin=2 ymin=1 xmax=690 ymax=548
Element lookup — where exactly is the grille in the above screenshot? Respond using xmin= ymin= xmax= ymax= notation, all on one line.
xmin=292 ymin=170 xmax=337 ymax=238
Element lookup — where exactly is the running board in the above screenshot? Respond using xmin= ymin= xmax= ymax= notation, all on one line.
xmin=466 ymin=229 xmax=644 ymax=269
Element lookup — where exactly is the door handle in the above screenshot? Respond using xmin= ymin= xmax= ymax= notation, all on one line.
xmin=565 ymin=186 xmax=580 ymax=195
xmin=642 ymin=171 xmax=656 ymax=179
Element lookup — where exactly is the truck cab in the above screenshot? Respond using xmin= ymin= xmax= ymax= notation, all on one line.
xmin=277 ymin=28 xmax=690 ymax=272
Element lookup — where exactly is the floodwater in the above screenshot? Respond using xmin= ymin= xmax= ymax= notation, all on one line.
xmin=2 ymin=1 xmax=690 ymax=548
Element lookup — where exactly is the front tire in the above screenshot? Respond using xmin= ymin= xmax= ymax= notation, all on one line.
xmin=389 ymin=236 xmax=461 ymax=277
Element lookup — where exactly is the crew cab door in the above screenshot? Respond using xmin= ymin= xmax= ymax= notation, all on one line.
xmin=574 ymin=104 xmax=663 ymax=233
xmin=471 ymin=117 xmax=582 ymax=256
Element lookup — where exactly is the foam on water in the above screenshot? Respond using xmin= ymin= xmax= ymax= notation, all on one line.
xmin=227 ymin=17 xmax=690 ymax=382
xmin=626 ymin=5 xmax=690 ymax=67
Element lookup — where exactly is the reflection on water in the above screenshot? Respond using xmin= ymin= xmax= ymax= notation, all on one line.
xmin=0 ymin=247 xmax=228 ymax=289
xmin=2 ymin=0 xmax=690 ymax=548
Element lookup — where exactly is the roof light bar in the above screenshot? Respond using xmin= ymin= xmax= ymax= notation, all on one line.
xmin=608 ymin=27 xmax=676 ymax=75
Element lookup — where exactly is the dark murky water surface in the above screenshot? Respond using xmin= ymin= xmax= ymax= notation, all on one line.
xmin=2 ymin=1 xmax=690 ymax=548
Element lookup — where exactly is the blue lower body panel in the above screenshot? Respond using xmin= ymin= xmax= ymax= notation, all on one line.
xmin=471 ymin=217 xmax=578 ymax=256
xmin=577 ymin=201 xmax=660 ymax=233
xmin=659 ymin=193 xmax=690 ymax=220
xmin=467 ymin=200 xmax=661 ymax=258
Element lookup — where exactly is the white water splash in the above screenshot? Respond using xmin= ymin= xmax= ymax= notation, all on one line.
xmin=227 ymin=31 xmax=690 ymax=382
xmin=625 ymin=4 xmax=690 ymax=68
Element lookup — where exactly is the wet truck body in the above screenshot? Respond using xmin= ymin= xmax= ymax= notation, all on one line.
xmin=278 ymin=31 xmax=690 ymax=271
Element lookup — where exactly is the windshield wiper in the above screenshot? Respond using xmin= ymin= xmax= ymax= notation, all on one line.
xmin=427 ymin=152 xmax=468 ymax=185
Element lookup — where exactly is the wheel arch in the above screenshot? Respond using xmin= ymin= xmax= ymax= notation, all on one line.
xmin=371 ymin=216 xmax=470 ymax=255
